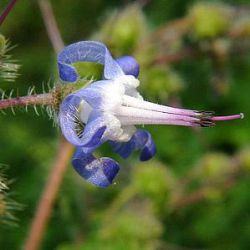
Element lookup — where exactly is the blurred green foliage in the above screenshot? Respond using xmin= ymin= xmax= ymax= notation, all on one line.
xmin=0 ymin=0 xmax=250 ymax=249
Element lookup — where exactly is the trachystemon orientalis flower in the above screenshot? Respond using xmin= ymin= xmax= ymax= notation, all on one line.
xmin=58 ymin=41 xmax=243 ymax=188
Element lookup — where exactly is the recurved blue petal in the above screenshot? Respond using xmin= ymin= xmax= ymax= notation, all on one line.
xmin=59 ymin=93 xmax=106 ymax=149
xmin=111 ymin=129 xmax=156 ymax=161
xmin=58 ymin=41 xmax=124 ymax=82
xmin=78 ymin=114 xmax=107 ymax=149
xmin=134 ymin=129 xmax=157 ymax=161
xmin=115 ymin=56 xmax=140 ymax=78
xmin=110 ymin=138 xmax=136 ymax=159
xmin=72 ymin=147 xmax=120 ymax=188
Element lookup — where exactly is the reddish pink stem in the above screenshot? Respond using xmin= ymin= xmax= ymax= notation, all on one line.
xmin=211 ymin=113 xmax=244 ymax=121
xmin=24 ymin=138 xmax=74 ymax=250
xmin=0 ymin=0 xmax=18 ymax=26
xmin=0 ymin=93 xmax=53 ymax=110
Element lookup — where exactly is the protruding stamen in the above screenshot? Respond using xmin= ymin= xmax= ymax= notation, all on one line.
xmin=116 ymin=106 xmax=199 ymax=122
xmin=211 ymin=113 xmax=244 ymax=121
xmin=118 ymin=116 xmax=198 ymax=127
xmin=197 ymin=111 xmax=215 ymax=118
xmin=116 ymin=106 xmax=208 ymax=127
xmin=195 ymin=120 xmax=215 ymax=127
xmin=122 ymin=95 xmax=198 ymax=117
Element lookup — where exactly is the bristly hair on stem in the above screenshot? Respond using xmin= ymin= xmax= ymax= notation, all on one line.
xmin=0 ymin=79 xmax=91 ymax=119
xmin=0 ymin=90 xmax=53 ymax=113
xmin=0 ymin=34 xmax=20 ymax=82
xmin=0 ymin=164 xmax=23 ymax=226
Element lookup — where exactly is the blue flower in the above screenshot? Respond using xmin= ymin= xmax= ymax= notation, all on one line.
xmin=58 ymin=41 xmax=243 ymax=188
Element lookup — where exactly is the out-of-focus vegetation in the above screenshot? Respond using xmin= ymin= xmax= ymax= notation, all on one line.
xmin=0 ymin=0 xmax=250 ymax=249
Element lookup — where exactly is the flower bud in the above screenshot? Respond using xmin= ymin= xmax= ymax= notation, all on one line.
xmin=237 ymin=147 xmax=250 ymax=172
xmin=230 ymin=17 xmax=250 ymax=37
xmin=94 ymin=4 xmax=148 ymax=54
xmin=0 ymin=166 xmax=21 ymax=225
xmin=140 ymin=66 xmax=184 ymax=102
xmin=100 ymin=204 xmax=162 ymax=242
xmin=0 ymin=33 xmax=19 ymax=81
xmin=194 ymin=153 xmax=232 ymax=182
xmin=189 ymin=3 xmax=232 ymax=38
xmin=131 ymin=161 xmax=176 ymax=198
xmin=0 ymin=34 xmax=6 ymax=54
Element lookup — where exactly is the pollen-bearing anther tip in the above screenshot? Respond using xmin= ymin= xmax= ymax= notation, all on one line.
xmin=240 ymin=113 xmax=244 ymax=119
xmin=196 ymin=111 xmax=214 ymax=119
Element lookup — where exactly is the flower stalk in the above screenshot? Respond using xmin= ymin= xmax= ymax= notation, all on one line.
xmin=0 ymin=93 xmax=53 ymax=110
xmin=0 ymin=81 xmax=90 ymax=112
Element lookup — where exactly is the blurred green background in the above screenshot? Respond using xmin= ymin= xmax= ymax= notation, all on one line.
xmin=0 ymin=0 xmax=250 ymax=249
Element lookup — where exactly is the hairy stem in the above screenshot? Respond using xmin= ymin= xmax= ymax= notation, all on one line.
xmin=0 ymin=93 xmax=53 ymax=110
